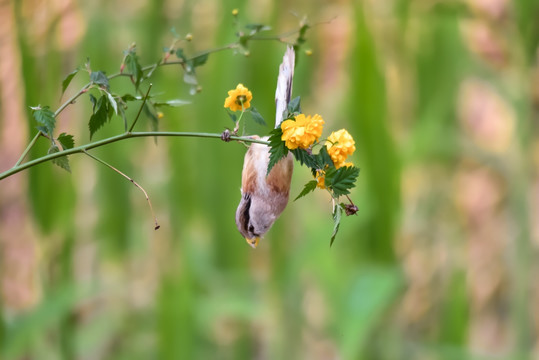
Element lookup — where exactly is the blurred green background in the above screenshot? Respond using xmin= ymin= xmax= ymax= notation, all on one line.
xmin=0 ymin=0 xmax=538 ymax=359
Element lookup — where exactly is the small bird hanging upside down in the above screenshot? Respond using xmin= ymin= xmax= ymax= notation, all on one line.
xmin=235 ymin=46 xmax=295 ymax=248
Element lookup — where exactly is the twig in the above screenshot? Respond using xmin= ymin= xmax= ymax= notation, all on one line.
xmin=83 ymin=150 xmax=160 ymax=230
xmin=128 ymin=84 xmax=152 ymax=133
xmin=0 ymin=132 xmax=269 ymax=181
xmin=14 ymin=132 xmax=41 ymax=166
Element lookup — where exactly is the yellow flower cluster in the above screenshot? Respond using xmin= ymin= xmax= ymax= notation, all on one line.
xmin=224 ymin=84 xmax=252 ymax=112
xmin=313 ymin=129 xmax=356 ymax=189
xmin=281 ymin=114 xmax=324 ymax=150
xmin=325 ymin=129 xmax=356 ymax=169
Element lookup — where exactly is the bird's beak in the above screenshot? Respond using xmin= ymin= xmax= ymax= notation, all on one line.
xmin=246 ymin=237 xmax=260 ymax=248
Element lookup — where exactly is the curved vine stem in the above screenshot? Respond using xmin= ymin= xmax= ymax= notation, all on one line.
xmin=83 ymin=150 xmax=160 ymax=230
xmin=0 ymin=132 xmax=269 ymax=181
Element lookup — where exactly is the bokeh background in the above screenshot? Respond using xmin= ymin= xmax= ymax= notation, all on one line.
xmin=1 ymin=0 xmax=538 ymax=359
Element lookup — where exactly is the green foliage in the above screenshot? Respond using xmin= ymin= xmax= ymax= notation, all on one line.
xmin=153 ymin=99 xmax=190 ymax=108
xmin=61 ymin=68 xmax=79 ymax=96
xmin=188 ymin=53 xmax=209 ymax=68
xmin=88 ymin=95 xmax=111 ymax=139
xmin=294 ymin=180 xmax=317 ymax=201
xmin=57 ymin=133 xmax=74 ymax=150
xmin=90 ymin=71 xmax=110 ymax=90
xmin=48 ymin=144 xmax=71 ymax=172
xmin=266 ymin=127 xmax=288 ymax=175
xmin=287 ymin=96 xmax=301 ymax=114
xmin=330 ymin=202 xmax=343 ymax=246
xmin=105 ymin=92 xmax=118 ymax=115
xmin=324 ymin=166 xmax=360 ymax=197
xmin=124 ymin=49 xmax=143 ymax=90
xmin=31 ymin=106 xmax=56 ymax=137
xmin=248 ymin=107 xmax=266 ymax=126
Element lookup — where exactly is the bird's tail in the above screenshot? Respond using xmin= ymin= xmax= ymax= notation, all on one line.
xmin=274 ymin=46 xmax=295 ymax=128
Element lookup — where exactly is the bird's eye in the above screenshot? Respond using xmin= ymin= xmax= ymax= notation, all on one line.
xmin=248 ymin=224 xmax=255 ymax=233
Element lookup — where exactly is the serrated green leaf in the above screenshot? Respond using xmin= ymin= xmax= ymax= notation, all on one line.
xmin=32 ymin=106 xmax=56 ymax=137
xmin=124 ymin=51 xmax=143 ymax=90
xmin=48 ymin=144 xmax=70 ymax=173
xmin=287 ymin=96 xmax=301 ymax=114
xmin=88 ymin=95 xmax=109 ymax=139
xmin=291 ymin=148 xmax=316 ymax=168
xmin=57 ymin=133 xmax=74 ymax=150
xmin=330 ymin=203 xmax=343 ymax=246
xmin=106 ymin=92 xmax=118 ymax=115
xmin=294 ymin=180 xmax=318 ymax=201
xmin=153 ymin=99 xmax=190 ymax=108
xmin=267 ymin=127 xmax=288 ymax=176
xmin=325 ymin=166 xmax=360 ymax=197
xmin=90 ymin=71 xmax=109 ymax=90
xmin=249 ymin=107 xmax=266 ymax=126
xmin=189 ymin=53 xmax=209 ymax=68
xmin=61 ymin=68 xmax=79 ymax=96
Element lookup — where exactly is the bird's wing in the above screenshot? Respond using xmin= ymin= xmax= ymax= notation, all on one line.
xmin=274 ymin=46 xmax=295 ymax=128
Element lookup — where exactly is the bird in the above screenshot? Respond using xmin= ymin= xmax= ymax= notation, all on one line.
xmin=235 ymin=46 xmax=295 ymax=248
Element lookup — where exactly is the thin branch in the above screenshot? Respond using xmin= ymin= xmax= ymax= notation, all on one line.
xmin=0 ymin=132 xmax=269 ymax=181
xmin=15 ymin=132 xmax=41 ymax=166
xmin=83 ymin=150 xmax=160 ymax=230
xmin=128 ymin=84 xmax=152 ymax=133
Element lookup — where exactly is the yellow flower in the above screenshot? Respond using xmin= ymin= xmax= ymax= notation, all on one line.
xmin=315 ymin=169 xmax=326 ymax=189
xmin=326 ymin=129 xmax=356 ymax=168
xmin=224 ymin=84 xmax=252 ymax=111
xmin=281 ymin=114 xmax=324 ymax=150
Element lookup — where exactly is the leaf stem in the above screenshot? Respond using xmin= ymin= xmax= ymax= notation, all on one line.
xmin=83 ymin=150 xmax=160 ymax=230
xmin=128 ymin=84 xmax=152 ymax=133
xmin=0 ymin=132 xmax=269 ymax=181
xmin=14 ymin=132 xmax=41 ymax=166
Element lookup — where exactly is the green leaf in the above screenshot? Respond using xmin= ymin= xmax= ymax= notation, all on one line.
xmin=61 ymin=68 xmax=79 ymax=96
xmin=290 ymin=148 xmax=316 ymax=168
xmin=153 ymin=99 xmax=190 ymax=108
xmin=226 ymin=110 xmax=237 ymax=123
xmin=249 ymin=107 xmax=266 ymax=126
xmin=88 ymin=95 xmax=109 ymax=139
xmin=245 ymin=24 xmax=271 ymax=33
xmin=48 ymin=144 xmax=71 ymax=173
xmin=330 ymin=203 xmax=343 ymax=246
xmin=267 ymin=127 xmax=288 ymax=176
xmin=31 ymin=106 xmax=56 ymax=137
xmin=143 ymin=104 xmax=159 ymax=132
xmin=124 ymin=51 xmax=143 ymax=89
xmin=90 ymin=71 xmax=109 ymax=90
xmin=57 ymin=133 xmax=74 ymax=150
xmin=287 ymin=96 xmax=301 ymax=114
xmin=175 ymin=48 xmax=187 ymax=62
xmin=89 ymin=93 xmax=97 ymax=111
xmin=294 ymin=180 xmax=318 ymax=201
xmin=325 ymin=166 xmax=360 ymax=197
xmin=106 ymin=92 xmax=118 ymax=115
xmin=119 ymin=106 xmax=128 ymax=132
xmin=121 ymin=94 xmax=137 ymax=102
xmin=188 ymin=53 xmax=209 ymax=68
